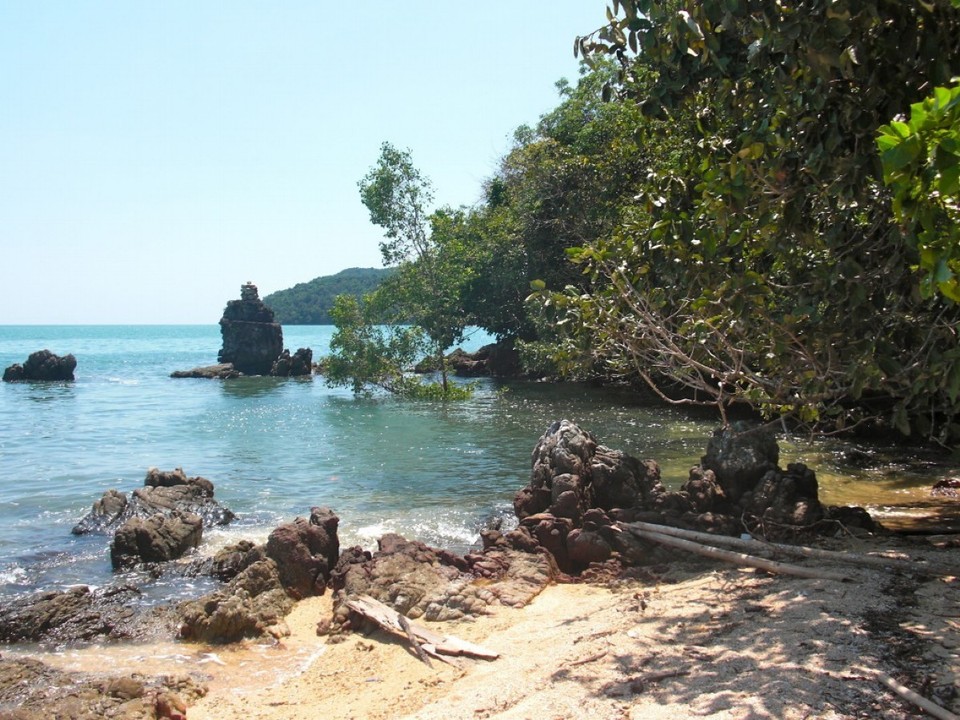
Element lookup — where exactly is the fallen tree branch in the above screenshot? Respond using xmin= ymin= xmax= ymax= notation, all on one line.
xmin=854 ymin=666 xmax=960 ymax=720
xmin=618 ymin=521 xmax=960 ymax=576
xmin=398 ymin=613 xmax=432 ymax=667
xmin=616 ymin=525 xmax=851 ymax=582
xmin=345 ymin=595 xmax=499 ymax=662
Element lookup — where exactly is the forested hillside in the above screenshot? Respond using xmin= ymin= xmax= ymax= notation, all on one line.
xmin=264 ymin=267 xmax=393 ymax=325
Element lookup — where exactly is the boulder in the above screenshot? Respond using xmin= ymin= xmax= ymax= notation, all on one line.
xmin=0 ymin=584 xmax=179 ymax=645
xmin=217 ymin=282 xmax=284 ymax=375
xmin=701 ymin=422 xmax=780 ymax=502
xmin=270 ymin=347 xmax=313 ymax=377
xmin=110 ymin=511 xmax=204 ymax=570
xmin=264 ymin=506 xmax=340 ymax=599
xmin=178 ymin=558 xmax=294 ymax=643
xmin=2 ymin=350 xmax=76 ymax=382
xmin=72 ymin=467 xmax=235 ymax=535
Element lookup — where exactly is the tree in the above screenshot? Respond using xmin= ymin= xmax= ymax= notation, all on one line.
xmin=324 ymin=294 xmax=427 ymax=396
xmin=330 ymin=142 xmax=472 ymax=398
xmin=538 ymin=0 xmax=960 ymax=443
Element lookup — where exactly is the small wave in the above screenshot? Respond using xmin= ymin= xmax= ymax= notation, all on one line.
xmin=0 ymin=565 xmax=28 ymax=586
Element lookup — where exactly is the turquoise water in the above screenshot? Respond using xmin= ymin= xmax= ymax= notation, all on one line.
xmin=1 ymin=325 xmax=956 ymax=603
xmin=0 ymin=325 xmax=721 ymax=601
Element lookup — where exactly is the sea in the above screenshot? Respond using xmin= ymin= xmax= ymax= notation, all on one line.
xmin=0 ymin=325 xmax=956 ymax=605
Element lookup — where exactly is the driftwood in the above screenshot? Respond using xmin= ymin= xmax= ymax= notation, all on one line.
xmin=853 ymin=666 xmax=960 ymax=720
xmin=345 ymin=595 xmax=499 ymax=664
xmin=620 ymin=521 xmax=960 ymax=576
xmin=616 ymin=524 xmax=851 ymax=582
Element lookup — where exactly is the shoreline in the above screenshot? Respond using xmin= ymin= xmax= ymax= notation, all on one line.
xmin=9 ymin=534 xmax=960 ymax=720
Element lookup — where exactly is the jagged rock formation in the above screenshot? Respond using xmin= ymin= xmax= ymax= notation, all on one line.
xmin=507 ymin=419 xmax=877 ymax=573
xmin=217 ymin=282 xmax=284 ymax=375
xmin=72 ymin=467 xmax=235 ymax=537
xmin=172 ymin=282 xmax=313 ymax=378
xmin=3 ymin=349 xmax=77 ymax=381
xmin=177 ymin=507 xmax=341 ymax=643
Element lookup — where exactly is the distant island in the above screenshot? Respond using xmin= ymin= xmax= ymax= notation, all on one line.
xmin=263 ymin=267 xmax=394 ymax=325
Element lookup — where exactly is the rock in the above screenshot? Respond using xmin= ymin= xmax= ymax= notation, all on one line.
xmin=264 ymin=507 xmax=340 ymax=599
xmin=701 ymin=422 xmax=780 ymax=502
xmin=72 ymin=467 xmax=235 ymax=535
xmin=933 ymin=477 xmax=960 ymax=497
xmin=170 ymin=363 xmax=242 ymax=379
xmin=0 ymin=656 xmax=205 ymax=720
xmin=110 ymin=511 xmax=204 ymax=570
xmin=512 ymin=420 xmax=877 ymax=573
xmin=0 ymin=584 xmax=180 ymax=645
xmin=2 ymin=350 xmax=76 ymax=382
xmin=178 ymin=558 xmax=294 ymax=643
xmin=210 ymin=539 xmax=263 ymax=581
xmin=217 ymin=282 xmax=284 ymax=375
xmin=744 ymin=463 xmax=824 ymax=530
xmin=271 ymin=347 xmax=313 ymax=377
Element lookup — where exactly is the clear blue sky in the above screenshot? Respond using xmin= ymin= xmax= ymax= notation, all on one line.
xmin=0 ymin=2 xmax=608 ymax=324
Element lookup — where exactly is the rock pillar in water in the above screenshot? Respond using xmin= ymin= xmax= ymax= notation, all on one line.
xmin=217 ymin=282 xmax=284 ymax=375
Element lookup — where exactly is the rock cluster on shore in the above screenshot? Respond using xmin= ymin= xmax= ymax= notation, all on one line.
xmin=2 ymin=349 xmax=77 ymax=382
xmin=509 ymin=420 xmax=876 ymax=573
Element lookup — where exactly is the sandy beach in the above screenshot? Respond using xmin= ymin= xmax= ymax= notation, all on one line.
xmin=23 ymin=533 xmax=957 ymax=720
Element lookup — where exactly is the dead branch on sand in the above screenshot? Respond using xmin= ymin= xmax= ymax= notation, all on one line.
xmin=345 ymin=595 xmax=499 ymax=668
xmin=616 ymin=523 xmax=851 ymax=581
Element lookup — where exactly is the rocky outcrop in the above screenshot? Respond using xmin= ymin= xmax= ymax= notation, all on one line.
xmin=0 ymin=656 xmax=205 ymax=720
xmin=328 ymin=532 xmax=557 ymax=634
xmin=0 ymin=584 xmax=179 ymax=645
xmin=172 ymin=283 xmax=313 ymax=378
xmin=217 ymin=282 xmax=284 ymax=375
xmin=3 ymin=349 xmax=77 ymax=382
xmin=72 ymin=467 xmax=235 ymax=536
xmin=110 ymin=511 xmax=204 ymax=570
xmin=507 ymin=420 xmax=877 ymax=572
xmin=265 ymin=506 xmax=340 ymax=599
xmin=177 ymin=559 xmax=294 ymax=644
xmin=177 ymin=507 xmax=341 ymax=643
xmin=270 ymin=347 xmax=313 ymax=377
xmin=413 ymin=341 xmax=522 ymax=378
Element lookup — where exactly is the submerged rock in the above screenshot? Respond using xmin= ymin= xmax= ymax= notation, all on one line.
xmin=169 ymin=363 xmax=242 ymax=379
xmin=3 ymin=349 xmax=77 ymax=382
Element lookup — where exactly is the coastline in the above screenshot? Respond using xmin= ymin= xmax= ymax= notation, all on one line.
xmin=11 ymin=534 xmax=960 ymax=720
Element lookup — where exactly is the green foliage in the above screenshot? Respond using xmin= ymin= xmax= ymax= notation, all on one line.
xmin=878 ymin=81 xmax=960 ymax=302
xmin=357 ymin=143 xmax=473 ymax=393
xmin=544 ymin=0 xmax=960 ymax=443
xmin=323 ymin=294 xmax=426 ymax=396
xmin=323 ymin=293 xmax=471 ymax=399
xmin=458 ymin=62 xmax=650 ymax=340
xmin=263 ymin=267 xmax=394 ymax=325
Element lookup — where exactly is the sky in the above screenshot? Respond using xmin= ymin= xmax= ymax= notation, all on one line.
xmin=0 ymin=2 xmax=609 ymax=324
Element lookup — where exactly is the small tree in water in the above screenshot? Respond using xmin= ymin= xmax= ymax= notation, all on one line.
xmin=325 ymin=143 xmax=473 ymax=399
